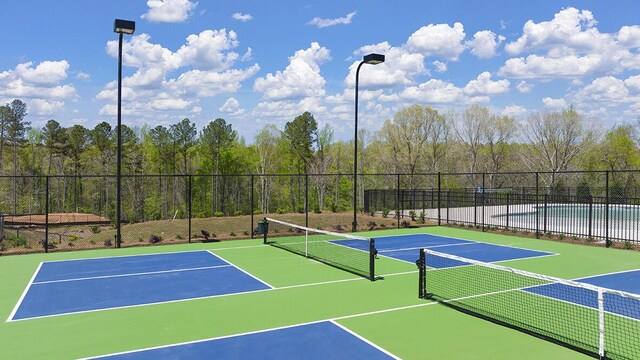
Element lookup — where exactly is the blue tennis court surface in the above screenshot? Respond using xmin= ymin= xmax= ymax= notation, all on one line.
xmin=336 ymin=234 xmax=554 ymax=266
xmin=93 ymin=321 xmax=395 ymax=359
xmin=10 ymin=250 xmax=271 ymax=321
xmin=525 ymin=270 xmax=640 ymax=320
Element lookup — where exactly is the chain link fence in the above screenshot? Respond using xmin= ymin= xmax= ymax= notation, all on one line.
xmin=1 ymin=170 xmax=639 ymax=255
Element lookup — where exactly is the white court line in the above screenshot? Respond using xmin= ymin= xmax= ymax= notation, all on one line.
xmin=7 ymin=268 xmax=418 ymax=323
xmin=6 ymin=262 xmax=42 ymax=322
xmin=330 ymin=320 xmax=401 ymax=359
xmin=84 ymin=310 xmax=418 ymax=359
xmin=206 ymin=250 xmax=275 ymax=289
xmin=39 ymin=249 xmax=210 ymax=264
xmin=32 ymin=265 xmax=233 ymax=285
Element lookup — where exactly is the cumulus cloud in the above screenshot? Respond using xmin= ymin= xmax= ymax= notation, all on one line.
xmin=232 ymin=12 xmax=252 ymax=22
xmin=432 ymin=60 xmax=447 ymax=73
xmin=253 ymin=42 xmax=330 ymax=100
xmin=574 ymin=76 xmax=640 ymax=105
xmin=76 ymin=71 xmax=91 ymax=81
xmin=219 ymin=97 xmax=244 ymax=116
xmin=500 ymin=7 xmax=640 ymax=79
xmin=308 ymin=11 xmax=356 ymax=28
xmin=406 ymin=22 xmax=466 ymax=60
xmin=98 ymin=29 xmax=259 ymax=120
xmin=466 ymin=30 xmax=505 ymax=59
xmin=542 ymin=97 xmax=567 ymax=109
xmin=502 ymin=105 xmax=527 ymax=117
xmin=516 ymin=80 xmax=533 ymax=93
xmin=141 ymin=0 xmax=197 ymax=23
xmin=0 ymin=60 xmax=77 ymax=113
xmin=346 ymin=41 xmax=427 ymax=88
xmin=463 ymin=72 xmax=510 ymax=96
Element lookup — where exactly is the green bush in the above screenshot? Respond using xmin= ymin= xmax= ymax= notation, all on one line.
xmin=253 ymin=209 xmax=262 ymax=215
xmin=409 ymin=210 xmax=416 ymax=221
xmin=214 ymin=211 xmax=224 ymax=217
xmin=382 ymin=208 xmax=390 ymax=218
xmin=89 ymin=225 xmax=101 ymax=234
xmin=418 ymin=211 xmax=426 ymax=224
xmin=69 ymin=235 xmax=78 ymax=242
xmin=330 ymin=203 xmax=338 ymax=213
xmin=624 ymin=241 xmax=633 ymax=250
xmin=276 ymin=208 xmax=287 ymax=214
xmin=149 ymin=234 xmax=162 ymax=244
xmin=234 ymin=211 xmax=243 ymax=216
xmin=176 ymin=234 xmax=183 ymax=240
xmin=230 ymin=232 xmax=236 ymax=237
xmin=243 ymin=231 xmax=249 ymax=236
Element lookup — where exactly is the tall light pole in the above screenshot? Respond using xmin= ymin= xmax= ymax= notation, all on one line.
xmin=113 ymin=19 xmax=135 ymax=248
xmin=353 ymin=53 xmax=385 ymax=232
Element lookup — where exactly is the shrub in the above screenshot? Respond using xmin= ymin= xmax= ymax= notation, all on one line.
xmin=276 ymin=208 xmax=287 ymax=214
xmin=89 ymin=240 xmax=96 ymax=245
xmin=587 ymin=237 xmax=595 ymax=243
xmin=273 ymin=228 xmax=279 ymax=233
xmin=624 ymin=241 xmax=633 ymax=250
xmin=253 ymin=209 xmax=263 ymax=215
xmin=234 ymin=210 xmax=243 ymax=216
xmin=230 ymin=232 xmax=236 ymax=237
xmin=330 ymin=203 xmax=338 ymax=213
xmin=89 ymin=225 xmax=101 ymax=234
xmin=149 ymin=235 xmax=162 ymax=244
xmin=201 ymin=230 xmax=211 ymax=240
xmin=380 ymin=223 xmax=387 ymax=227
xmin=176 ymin=234 xmax=183 ymax=239
xmin=368 ymin=209 xmax=375 ymax=216
xmin=511 ymin=229 xmax=518 ymax=234
xmin=382 ymin=208 xmax=390 ymax=218
xmin=68 ymin=242 xmax=74 ymax=247
xmin=314 ymin=208 xmax=322 ymax=214
xmin=558 ymin=234 xmax=565 ymax=240
xmin=69 ymin=235 xmax=78 ymax=242
xmin=409 ymin=210 xmax=416 ymax=221
xmin=401 ymin=220 xmax=411 ymax=228
xmin=367 ymin=221 xmax=377 ymax=231
xmin=333 ymin=224 xmax=344 ymax=231
xmin=104 ymin=239 xmax=112 ymax=247
xmin=546 ymin=232 xmax=553 ymax=238
xmin=214 ymin=211 xmax=224 ymax=217
xmin=243 ymin=231 xmax=249 ymax=236
xmin=418 ymin=211 xmax=426 ymax=224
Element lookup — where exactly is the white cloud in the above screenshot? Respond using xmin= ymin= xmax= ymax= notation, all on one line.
xmin=0 ymin=61 xmax=77 ymax=106
xmin=141 ymin=0 xmax=197 ymax=23
xmin=76 ymin=71 xmax=91 ymax=81
xmin=241 ymin=47 xmax=253 ymax=61
xmin=463 ymin=72 xmax=510 ymax=96
xmin=254 ymin=42 xmax=330 ymax=100
xmin=394 ymin=79 xmax=465 ymax=103
xmin=98 ymin=29 xmax=259 ymax=120
xmin=29 ymin=99 xmax=65 ymax=115
xmin=466 ymin=30 xmax=505 ymax=59
xmin=232 ymin=12 xmax=252 ymax=22
xmin=500 ymin=8 xmax=640 ymax=79
xmin=14 ymin=60 xmax=69 ymax=85
xmin=502 ymin=105 xmax=527 ymax=117
xmin=625 ymin=75 xmax=640 ymax=90
xmin=219 ymin=97 xmax=245 ymax=116
xmin=432 ymin=61 xmax=447 ymax=72
xmin=542 ymin=97 xmax=567 ymax=109
xmin=516 ymin=80 xmax=533 ymax=93
xmin=406 ymin=22 xmax=466 ymax=61
xmin=252 ymin=97 xmax=327 ymax=120
xmin=176 ymin=29 xmax=239 ymax=71
xmin=308 ymin=11 xmax=356 ymax=28
xmin=347 ymin=42 xmax=426 ymax=88
xmin=575 ymin=76 xmax=632 ymax=103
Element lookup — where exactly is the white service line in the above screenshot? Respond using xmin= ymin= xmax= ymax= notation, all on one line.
xmin=32 ymin=265 xmax=233 ymax=285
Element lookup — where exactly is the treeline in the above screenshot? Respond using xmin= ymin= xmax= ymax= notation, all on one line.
xmin=1 ymin=99 xmax=639 ymax=218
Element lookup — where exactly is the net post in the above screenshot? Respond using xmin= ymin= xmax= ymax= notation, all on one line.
xmin=417 ymin=249 xmax=426 ymax=299
xmin=369 ymin=238 xmax=376 ymax=281
xmin=262 ymin=217 xmax=268 ymax=244
xmin=598 ymin=288 xmax=605 ymax=359
xmin=44 ymin=176 xmax=49 ymax=253
xmin=305 ymin=229 xmax=308 ymax=257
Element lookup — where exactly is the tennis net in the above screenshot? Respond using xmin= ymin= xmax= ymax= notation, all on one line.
xmin=264 ymin=218 xmax=377 ymax=281
xmin=416 ymin=248 xmax=640 ymax=359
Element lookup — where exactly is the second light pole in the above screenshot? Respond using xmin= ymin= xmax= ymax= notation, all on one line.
xmin=353 ymin=53 xmax=385 ymax=232
xmin=113 ymin=19 xmax=135 ymax=248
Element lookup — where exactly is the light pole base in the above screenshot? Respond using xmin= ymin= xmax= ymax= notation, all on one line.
xmin=352 ymin=221 xmax=357 ymax=232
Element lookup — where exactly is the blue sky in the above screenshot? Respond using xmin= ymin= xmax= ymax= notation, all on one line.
xmin=1 ymin=0 xmax=639 ymax=142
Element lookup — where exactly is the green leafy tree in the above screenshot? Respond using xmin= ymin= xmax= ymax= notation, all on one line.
xmin=283 ymin=112 xmax=318 ymax=212
xmin=170 ymin=118 xmax=197 ymax=174
xmin=42 ymin=119 xmax=68 ymax=174
xmin=201 ymin=118 xmax=237 ymax=213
